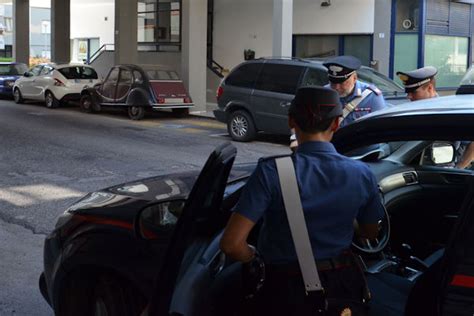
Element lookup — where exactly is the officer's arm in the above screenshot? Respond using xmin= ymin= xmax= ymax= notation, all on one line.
xmin=220 ymin=213 xmax=257 ymax=263
xmin=456 ymin=142 xmax=474 ymax=169
xmin=354 ymin=220 xmax=379 ymax=239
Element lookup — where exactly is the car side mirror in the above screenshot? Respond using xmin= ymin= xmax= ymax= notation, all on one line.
xmin=431 ymin=142 xmax=455 ymax=165
xmin=135 ymin=200 xmax=185 ymax=240
xmin=23 ymin=72 xmax=31 ymax=77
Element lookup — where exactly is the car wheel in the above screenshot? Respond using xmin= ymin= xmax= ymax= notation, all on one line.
xmin=80 ymin=95 xmax=94 ymax=113
xmin=172 ymin=108 xmax=189 ymax=118
xmin=59 ymin=271 xmax=146 ymax=316
xmin=227 ymin=110 xmax=257 ymax=142
xmin=13 ymin=88 xmax=23 ymax=104
xmin=128 ymin=106 xmax=145 ymax=120
xmin=45 ymin=91 xmax=59 ymax=109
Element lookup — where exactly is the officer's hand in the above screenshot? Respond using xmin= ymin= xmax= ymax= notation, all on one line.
xmin=290 ymin=139 xmax=298 ymax=153
xmin=242 ymin=248 xmax=265 ymax=299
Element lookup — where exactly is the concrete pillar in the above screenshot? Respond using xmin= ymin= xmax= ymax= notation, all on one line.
xmin=373 ymin=0 xmax=391 ymax=76
xmin=13 ymin=0 xmax=29 ymax=65
xmin=181 ymin=0 xmax=207 ymax=113
xmin=51 ymin=0 xmax=71 ymax=63
xmin=272 ymin=0 xmax=293 ymax=58
xmin=115 ymin=0 xmax=138 ymax=65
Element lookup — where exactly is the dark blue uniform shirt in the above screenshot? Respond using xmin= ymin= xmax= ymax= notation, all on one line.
xmin=233 ymin=141 xmax=385 ymax=263
xmin=325 ymin=81 xmax=387 ymax=127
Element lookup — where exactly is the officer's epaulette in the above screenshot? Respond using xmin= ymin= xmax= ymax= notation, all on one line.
xmin=258 ymin=154 xmax=292 ymax=162
xmin=367 ymin=85 xmax=382 ymax=96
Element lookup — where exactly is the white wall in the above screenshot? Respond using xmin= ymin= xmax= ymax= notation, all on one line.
xmin=293 ymin=0 xmax=374 ymax=35
xmin=70 ymin=2 xmax=114 ymax=47
xmin=213 ymin=0 xmax=375 ymax=71
xmin=213 ymin=0 xmax=273 ymax=71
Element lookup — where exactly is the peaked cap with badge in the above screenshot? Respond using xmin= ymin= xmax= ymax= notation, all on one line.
xmin=396 ymin=66 xmax=438 ymax=93
xmin=323 ymin=55 xmax=362 ymax=83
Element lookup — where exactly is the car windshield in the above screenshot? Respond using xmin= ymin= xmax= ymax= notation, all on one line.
xmin=344 ymin=141 xmax=407 ymax=160
xmin=357 ymin=67 xmax=405 ymax=96
xmin=0 ymin=64 xmax=28 ymax=76
xmin=143 ymin=67 xmax=180 ymax=80
xmin=460 ymin=66 xmax=474 ymax=86
xmin=58 ymin=66 xmax=98 ymax=80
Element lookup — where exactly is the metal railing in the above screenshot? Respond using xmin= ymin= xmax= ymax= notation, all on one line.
xmin=207 ymin=59 xmax=226 ymax=78
xmin=88 ymin=44 xmax=115 ymax=64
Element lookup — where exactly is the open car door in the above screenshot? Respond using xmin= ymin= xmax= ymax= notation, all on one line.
xmin=144 ymin=142 xmax=237 ymax=316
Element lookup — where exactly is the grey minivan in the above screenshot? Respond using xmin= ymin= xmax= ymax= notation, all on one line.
xmin=213 ymin=58 xmax=406 ymax=142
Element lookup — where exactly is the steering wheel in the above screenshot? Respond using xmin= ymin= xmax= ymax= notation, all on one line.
xmin=352 ymin=205 xmax=390 ymax=254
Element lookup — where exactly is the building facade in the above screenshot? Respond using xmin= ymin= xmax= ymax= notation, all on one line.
xmin=9 ymin=0 xmax=474 ymax=111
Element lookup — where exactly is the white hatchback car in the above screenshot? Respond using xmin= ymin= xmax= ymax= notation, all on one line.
xmin=13 ymin=63 xmax=100 ymax=108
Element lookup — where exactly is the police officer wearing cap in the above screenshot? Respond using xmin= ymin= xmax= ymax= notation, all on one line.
xmin=396 ymin=66 xmax=438 ymax=101
xmin=397 ymin=66 xmax=474 ymax=169
xmin=220 ymin=86 xmax=385 ymax=316
xmin=290 ymin=56 xmax=387 ymax=149
xmin=324 ymin=55 xmax=387 ymax=126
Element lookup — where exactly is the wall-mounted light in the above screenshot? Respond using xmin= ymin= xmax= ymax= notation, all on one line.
xmin=321 ymin=0 xmax=331 ymax=7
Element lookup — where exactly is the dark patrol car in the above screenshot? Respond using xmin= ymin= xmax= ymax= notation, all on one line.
xmin=213 ymin=58 xmax=406 ymax=142
xmin=41 ymin=93 xmax=474 ymax=315
xmin=80 ymin=64 xmax=193 ymax=120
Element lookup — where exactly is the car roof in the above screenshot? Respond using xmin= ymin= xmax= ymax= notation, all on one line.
xmin=55 ymin=63 xmax=94 ymax=69
xmin=333 ymin=94 xmax=474 ymax=152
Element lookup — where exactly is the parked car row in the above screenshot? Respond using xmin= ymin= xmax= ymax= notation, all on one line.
xmin=2 ymin=62 xmax=194 ymax=120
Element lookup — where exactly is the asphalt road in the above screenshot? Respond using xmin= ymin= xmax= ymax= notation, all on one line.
xmin=0 ymin=100 xmax=289 ymax=315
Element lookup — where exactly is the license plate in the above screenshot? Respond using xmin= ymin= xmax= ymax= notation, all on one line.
xmin=165 ymin=98 xmax=184 ymax=103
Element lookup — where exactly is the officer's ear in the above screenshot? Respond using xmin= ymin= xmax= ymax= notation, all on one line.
xmin=288 ymin=115 xmax=296 ymax=129
xmin=330 ymin=117 xmax=341 ymax=132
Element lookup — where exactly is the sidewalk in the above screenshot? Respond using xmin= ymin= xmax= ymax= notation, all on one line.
xmin=189 ymin=102 xmax=218 ymax=119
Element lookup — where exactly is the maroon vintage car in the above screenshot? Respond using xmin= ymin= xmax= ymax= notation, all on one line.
xmin=80 ymin=64 xmax=193 ymax=120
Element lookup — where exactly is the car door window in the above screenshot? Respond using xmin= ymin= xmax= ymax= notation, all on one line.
xmin=225 ymin=63 xmax=262 ymax=89
xmin=133 ymin=70 xmax=144 ymax=84
xmin=39 ymin=66 xmax=53 ymax=76
xmin=30 ymin=65 xmax=43 ymax=76
xmin=101 ymin=68 xmax=120 ymax=99
xmin=116 ymin=69 xmax=133 ymax=100
xmin=255 ymin=63 xmax=304 ymax=94
xmin=301 ymin=68 xmax=329 ymax=87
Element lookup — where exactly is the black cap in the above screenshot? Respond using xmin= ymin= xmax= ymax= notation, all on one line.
xmin=323 ymin=55 xmax=362 ymax=83
xmin=396 ymin=66 xmax=438 ymax=93
xmin=289 ymin=86 xmax=342 ymax=124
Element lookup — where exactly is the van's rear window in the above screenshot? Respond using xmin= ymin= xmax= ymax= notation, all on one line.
xmin=59 ymin=67 xmax=98 ymax=80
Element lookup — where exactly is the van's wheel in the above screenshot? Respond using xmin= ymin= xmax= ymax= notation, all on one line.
xmin=13 ymin=88 xmax=23 ymax=104
xmin=60 ymin=271 xmax=146 ymax=316
xmin=80 ymin=95 xmax=93 ymax=113
xmin=128 ymin=106 xmax=145 ymax=120
xmin=227 ymin=110 xmax=257 ymax=142
xmin=45 ymin=91 xmax=59 ymax=108
xmin=172 ymin=108 xmax=189 ymax=118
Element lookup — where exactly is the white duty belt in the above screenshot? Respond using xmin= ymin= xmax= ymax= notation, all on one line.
xmin=342 ymin=88 xmax=373 ymax=119
xmin=275 ymin=156 xmax=323 ymax=293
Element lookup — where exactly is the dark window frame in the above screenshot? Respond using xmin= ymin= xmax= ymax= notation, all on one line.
xmin=137 ymin=0 xmax=182 ymax=52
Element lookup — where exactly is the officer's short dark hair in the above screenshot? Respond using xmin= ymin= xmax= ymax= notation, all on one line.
xmin=288 ymin=86 xmax=342 ymax=133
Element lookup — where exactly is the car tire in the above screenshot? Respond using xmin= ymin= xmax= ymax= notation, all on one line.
xmin=128 ymin=106 xmax=145 ymax=120
xmin=59 ymin=271 xmax=146 ymax=316
xmin=80 ymin=95 xmax=94 ymax=113
xmin=172 ymin=108 xmax=189 ymax=118
xmin=45 ymin=91 xmax=59 ymax=109
xmin=227 ymin=110 xmax=257 ymax=142
xmin=13 ymin=88 xmax=23 ymax=104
